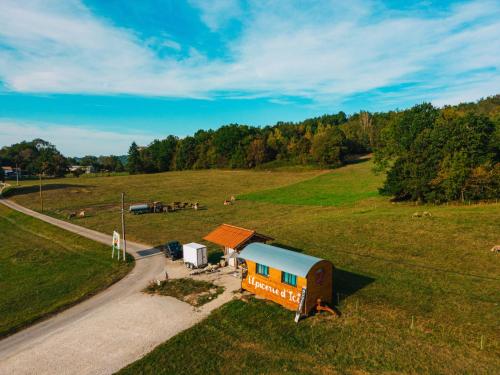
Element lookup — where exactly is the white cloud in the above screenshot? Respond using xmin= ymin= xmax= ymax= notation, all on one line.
xmin=0 ymin=120 xmax=155 ymax=156
xmin=0 ymin=0 xmax=498 ymax=105
xmin=161 ymin=39 xmax=182 ymax=51
xmin=188 ymin=0 xmax=242 ymax=31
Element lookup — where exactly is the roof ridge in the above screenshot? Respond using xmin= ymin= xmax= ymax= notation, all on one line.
xmin=221 ymin=223 xmax=255 ymax=234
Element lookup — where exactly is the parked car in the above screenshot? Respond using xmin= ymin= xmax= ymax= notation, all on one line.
xmin=182 ymin=243 xmax=208 ymax=269
xmin=164 ymin=241 xmax=182 ymax=260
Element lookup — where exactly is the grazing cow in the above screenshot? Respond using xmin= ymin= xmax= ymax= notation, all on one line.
xmin=68 ymin=212 xmax=76 ymax=219
xmin=224 ymin=200 xmax=231 ymax=206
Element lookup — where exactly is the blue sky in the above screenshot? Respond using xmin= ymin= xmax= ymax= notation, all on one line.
xmin=0 ymin=0 xmax=499 ymax=156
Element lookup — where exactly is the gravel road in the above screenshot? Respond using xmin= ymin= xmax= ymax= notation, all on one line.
xmin=0 ymin=199 xmax=240 ymax=374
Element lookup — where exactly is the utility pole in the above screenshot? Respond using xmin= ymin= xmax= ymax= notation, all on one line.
xmin=39 ymin=173 xmax=43 ymax=212
xmin=15 ymin=163 xmax=19 ymax=186
xmin=121 ymin=192 xmax=127 ymax=261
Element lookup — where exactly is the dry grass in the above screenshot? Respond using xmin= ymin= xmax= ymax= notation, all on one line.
xmin=144 ymin=278 xmax=223 ymax=307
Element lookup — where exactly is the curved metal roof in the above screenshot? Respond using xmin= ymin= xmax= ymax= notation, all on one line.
xmin=238 ymin=243 xmax=324 ymax=277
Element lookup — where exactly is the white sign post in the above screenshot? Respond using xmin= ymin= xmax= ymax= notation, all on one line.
xmin=294 ymin=287 xmax=307 ymax=323
xmin=112 ymin=231 xmax=121 ymax=260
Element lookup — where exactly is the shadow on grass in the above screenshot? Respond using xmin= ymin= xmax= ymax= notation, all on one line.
xmin=333 ymin=268 xmax=375 ymax=303
xmin=254 ymin=243 xmax=374 ymax=304
xmin=4 ymin=184 xmax=93 ymax=197
xmin=255 ymin=243 xmax=374 ymax=302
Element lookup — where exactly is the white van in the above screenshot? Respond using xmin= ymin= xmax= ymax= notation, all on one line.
xmin=182 ymin=243 xmax=208 ymax=269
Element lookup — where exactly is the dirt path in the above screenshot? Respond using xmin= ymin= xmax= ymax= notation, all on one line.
xmin=0 ymin=199 xmax=240 ymax=375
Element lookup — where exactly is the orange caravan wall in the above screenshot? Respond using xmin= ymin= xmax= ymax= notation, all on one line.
xmin=241 ymin=259 xmax=333 ymax=313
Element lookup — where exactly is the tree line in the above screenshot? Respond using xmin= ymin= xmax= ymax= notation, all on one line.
xmin=126 ymin=95 xmax=499 ymax=202
xmin=1 ymin=95 xmax=498 ymax=202
xmin=126 ymin=110 xmax=385 ymax=174
xmin=67 ymin=155 xmax=125 ymax=175
xmin=0 ymin=139 xmax=125 ymax=179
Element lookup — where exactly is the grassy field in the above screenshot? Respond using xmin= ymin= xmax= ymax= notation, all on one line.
xmin=6 ymin=161 xmax=500 ymax=373
xmin=240 ymin=160 xmax=384 ymax=205
xmin=6 ymin=167 xmax=326 ymax=247
xmin=0 ymin=204 xmax=132 ymax=338
xmin=119 ymin=296 xmax=498 ymax=375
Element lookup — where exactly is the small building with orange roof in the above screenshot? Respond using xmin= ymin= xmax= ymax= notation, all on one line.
xmin=203 ymin=224 xmax=273 ymax=267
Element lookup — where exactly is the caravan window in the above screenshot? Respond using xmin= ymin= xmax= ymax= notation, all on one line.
xmin=256 ymin=263 xmax=269 ymax=276
xmin=281 ymin=271 xmax=297 ymax=287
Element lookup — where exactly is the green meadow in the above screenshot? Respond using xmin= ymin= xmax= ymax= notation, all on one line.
xmin=0 ymin=204 xmax=132 ymax=338
xmin=240 ymin=160 xmax=384 ymax=205
xmin=6 ymin=160 xmax=500 ymax=373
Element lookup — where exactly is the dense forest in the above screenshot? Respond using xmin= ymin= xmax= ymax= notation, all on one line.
xmin=1 ymin=95 xmax=499 ymax=202
xmin=375 ymin=101 xmax=499 ymax=202
xmin=126 ymin=110 xmax=383 ymax=174
xmin=127 ymin=97 xmax=499 ymax=175
xmin=125 ymin=95 xmax=499 ymax=202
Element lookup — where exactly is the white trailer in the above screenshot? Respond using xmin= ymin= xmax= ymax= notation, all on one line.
xmin=182 ymin=243 xmax=208 ymax=269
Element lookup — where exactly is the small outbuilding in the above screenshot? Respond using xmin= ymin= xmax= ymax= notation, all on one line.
xmin=1 ymin=166 xmax=15 ymax=177
xmin=238 ymin=243 xmax=333 ymax=314
xmin=203 ymin=224 xmax=273 ymax=267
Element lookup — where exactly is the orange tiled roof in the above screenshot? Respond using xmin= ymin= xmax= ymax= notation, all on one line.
xmin=203 ymin=224 xmax=258 ymax=249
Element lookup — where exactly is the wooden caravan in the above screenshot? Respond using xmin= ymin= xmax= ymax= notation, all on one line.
xmin=203 ymin=224 xmax=273 ymax=267
xmin=239 ymin=243 xmax=333 ymax=314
